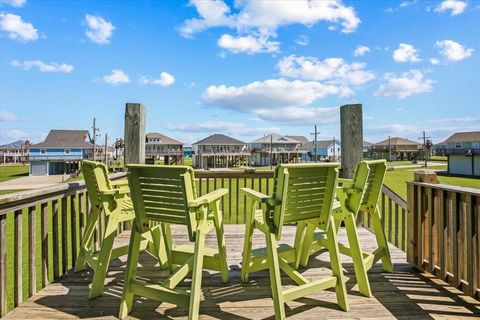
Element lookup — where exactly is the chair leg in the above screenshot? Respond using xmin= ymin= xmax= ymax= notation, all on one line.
xmin=213 ymin=203 xmax=229 ymax=283
xmin=344 ymin=213 xmax=372 ymax=297
xmin=75 ymin=207 xmax=99 ymax=272
xmin=148 ymin=224 xmax=169 ymax=270
xmin=299 ymin=223 xmax=315 ymax=267
xmin=371 ymin=206 xmax=394 ymax=273
xmin=293 ymin=221 xmax=307 ymax=269
xmin=188 ymin=221 xmax=207 ymax=320
xmin=326 ymin=219 xmax=349 ymax=312
xmin=241 ymin=203 xmax=256 ymax=283
xmin=265 ymin=231 xmax=286 ymax=320
xmin=89 ymin=215 xmax=118 ymax=299
xmin=161 ymin=223 xmax=174 ymax=273
xmin=118 ymin=227 xmax=142 ymax=319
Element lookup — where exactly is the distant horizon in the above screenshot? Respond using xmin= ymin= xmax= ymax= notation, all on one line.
xmin=1 ymin=0 xmax=479 ymax=146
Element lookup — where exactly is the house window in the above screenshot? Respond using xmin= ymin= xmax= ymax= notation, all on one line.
xmin=65 ymin=149 xmax=71 ymax=155
xmin=41 ymin=149 xmax=46 ymax=154
xmin=455 ymin=143 xmax=462 ymax=148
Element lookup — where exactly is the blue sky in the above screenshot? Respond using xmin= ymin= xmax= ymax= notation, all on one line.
xmin=1 ymin=0 xmax=479 ymax=146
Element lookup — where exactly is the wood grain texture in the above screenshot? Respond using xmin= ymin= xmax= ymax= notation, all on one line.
xmin=4 ymin=225 xmax=480 ymax=320
xmin=124 ymin=103 xmax=146 ymax=165
xmin=340 ymin=104 xmax=363 ymax=179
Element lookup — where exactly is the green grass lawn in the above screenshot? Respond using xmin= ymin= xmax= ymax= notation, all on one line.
xmin=384 ymin=165 xmax=479 ymax=199
xmin=0 ymin=165 xmax=29 ymax=182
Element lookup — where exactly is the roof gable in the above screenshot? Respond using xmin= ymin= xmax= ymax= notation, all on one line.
xmin=146 ymin=132 xmax=183 ymax=145
xmin=193 ymin=134 xmax=245 ymax=145
xmin=374 ymin=137 xmax=421 ymax=146
xmin=31 ymin=130 xmax=93 ymax=148
xmin=441 ymin=131 xmax=480 ymax=144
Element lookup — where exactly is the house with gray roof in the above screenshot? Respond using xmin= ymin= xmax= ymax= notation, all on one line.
xmin=437 ymin=131 xmax=480 ymax=176
xmin=249 ymin=133 xmax=308 ymax=166
xmin=372 ymin=137 xmax=423 ymax=161
xmin=145 ymin=132 xmax=183 ymax=165
xmin=0 ymin=140 xmax=29 ymax=164
xmin=192 ymin=134 xmax=250 ymax=169
xmin=304 ymin=139 xmax=341 ymax=162
xmin=28 ymin=129 xmax=103 ymax=175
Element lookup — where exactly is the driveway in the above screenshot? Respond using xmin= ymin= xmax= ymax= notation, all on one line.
xmin=0 ymin=175 xmax=67 ymax=190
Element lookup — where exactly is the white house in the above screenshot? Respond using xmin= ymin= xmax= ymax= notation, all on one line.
xmin=439 ymin=131 xmax=480 ymax=176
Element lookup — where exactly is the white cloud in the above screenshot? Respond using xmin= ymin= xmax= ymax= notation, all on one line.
xmin=0 ymin=13 xmax=38 ymax=42
xmin=139 ymin=72 xmax=175 ymax=87
xmin=435 ymin=40 xmax=473 ymax=61
xmin=0 ymin=0 xmax=27 ymax=7
xmin=167 ymin=121 xmax=280 ymax=137
xmin=85 ymin=14 xmax=114 ymax=44
xmin=353 ymin=45 xmax=370 ymax=56
xmin=0 ymin=110 xmax=16 ymax=121
xmin=101 ymin=69 xmax=130 ymax=85
xmin=434 ymin=0 xmax=467 ymax=16
xmin=400 ymin=0 xmax=417 ymax=8
xmin=202 ymin=78 xmax=344 ymax=124
xmin=218 ymin=33 xmax=279 ymax=54
xmin=295 ymin=35 xmax=309 ymax=46
xmin=180 ymin=0 xmax=361 ymax=36
xmin=1 ymin=129 xmax=27 ymax=140
xmin=427 ymin=117 xmax=480 ymax=124
xmin=277 ymin=55 xmax=375 ymax=87
xmin=180 ymin=0 xmax=360 ymax=54
xmin=392 ymin=43 xmax=421 ymax=63
xmin=430 ymin=58 xmax=440 ymax=65
xmin=374 ymin=70 xmax=433 ymax=99
xmin=11 ymin=60 xmax=74 ymax=73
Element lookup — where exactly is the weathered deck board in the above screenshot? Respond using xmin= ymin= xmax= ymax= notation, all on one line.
xmin=5 ymin=225 xmax=480 ymax=319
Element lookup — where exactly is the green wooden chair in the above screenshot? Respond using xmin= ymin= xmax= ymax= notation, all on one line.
xmin=240 ymin=163 xmax=349 ymax=319
xmin=75 ymin=160 xmax=168 ymax=299
xmin=295 ymin=160 xmax=394 ymax=298
xmin=119 ymin=165 xmax=229 ymax=320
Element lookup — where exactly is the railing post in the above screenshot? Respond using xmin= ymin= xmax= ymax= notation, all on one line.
xmin=124 ymin=103 xmax=146 ymax=165
xmin=340 ymin=104 xmax=363 ymax=178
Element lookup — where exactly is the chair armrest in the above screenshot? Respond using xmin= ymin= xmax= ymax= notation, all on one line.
xmin=338 ymin=178 xmax=353 ymax=187
xmin=111 ymin=180 xmax=129 ymax=188
xmin=189 ymin=188 xmax=228 ymax=207
xmin=240 ymin=188 xmax=280 ymax=206
xmin=100 ymin=187 xmax=130 ymax=196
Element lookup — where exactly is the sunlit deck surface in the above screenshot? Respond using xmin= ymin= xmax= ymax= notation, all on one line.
xmin=5 ymin=225 xmax=480 ymax=319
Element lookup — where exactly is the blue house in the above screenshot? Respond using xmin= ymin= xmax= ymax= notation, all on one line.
xmin=29 ymin=130 xmax=101 ymax=175
xmin=183 ymin=145 xmax=193 ymax=158
xmin=305 ymin=140 xmax=341 ymax=162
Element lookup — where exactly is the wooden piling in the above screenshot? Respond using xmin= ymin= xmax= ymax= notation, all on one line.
xmin=340 ymin=104 xmax=363 ymax=179
xmin=124 ymin=103 xmax=146 ymax=165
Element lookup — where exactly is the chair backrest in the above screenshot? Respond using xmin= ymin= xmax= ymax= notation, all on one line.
xmin=359 ymin=160 xmax=387 ymax=212
xmin=271 ymin=163 xmax=340 ymax=239
xmin=127 ymin=165 xmax=198 ymax=240
xmin=343 ymin=161 xmax=370 ymax=215
xmin=82 ymin=160 xmax=112 ymax=208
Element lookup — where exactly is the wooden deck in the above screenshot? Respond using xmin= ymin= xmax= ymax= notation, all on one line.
xmin=5 ymin=225 xmax=480 ymax=319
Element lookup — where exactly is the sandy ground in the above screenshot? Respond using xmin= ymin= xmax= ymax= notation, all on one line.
xmin=0 ymin=174 xmax=67 ymax=190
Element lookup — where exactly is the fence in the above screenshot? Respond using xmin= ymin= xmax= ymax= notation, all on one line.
xmin=407 ymin=181 xmax=479 ymax=300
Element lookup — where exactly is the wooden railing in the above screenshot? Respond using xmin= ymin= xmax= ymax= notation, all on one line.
xmin=360 ymin=185 xmax=408 ymax=251
xmin=0 ymin=169 xmax=427 ymax=317
xmin=0 ymin=173 xmax=126 ymax=317
xmin=407 ymin=181 xmax=480 ymax=300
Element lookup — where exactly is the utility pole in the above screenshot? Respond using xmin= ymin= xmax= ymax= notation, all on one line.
xmin=92 ymin=117 xmax=99 ymax=162
xmin=269 ymin=134 xmax=273 ymax=169
xmin=332 ymin=136 xmax=336 ymax=162
xmin=388 ymin=135 xmax=391 ymax=162
xmin=418 ymin=131 xmax=431 ymax=167
xmin=104 ymin=134 xmax=108 ymax=164
xmin=310 ymin=125 xmax=320 ymax=163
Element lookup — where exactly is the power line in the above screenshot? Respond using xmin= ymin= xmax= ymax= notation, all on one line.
xmin=310 ymin=125 xmax=321 ymax=163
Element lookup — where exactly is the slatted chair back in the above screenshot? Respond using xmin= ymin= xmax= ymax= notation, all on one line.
xmin=342 ymin=161 xmax=370 ymax=215
xmin=359 ymin=160 xmax=387 ymax=213
xmin=127 ymin=165 xmax=198 ymax=241
xmin=271 ymin=163 xmax=339 ymax=239
xmin=82 ymin=160 xmax=113 ymax=209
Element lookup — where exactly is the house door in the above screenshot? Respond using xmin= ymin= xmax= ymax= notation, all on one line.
xmin=31 ymin=162 xmax=48 ymax=175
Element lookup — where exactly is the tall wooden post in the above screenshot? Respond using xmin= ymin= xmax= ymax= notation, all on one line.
xmin=124 ymin=103 xmax=146 ymax=165
xmin=340 ymin=104 xmax=363 ymax=179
